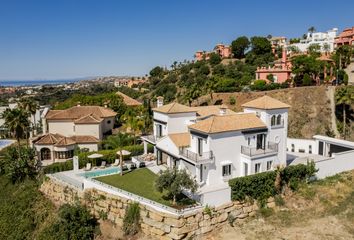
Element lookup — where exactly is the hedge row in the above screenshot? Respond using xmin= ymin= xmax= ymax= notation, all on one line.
xmin=43 ymin=144 xmax=154 ymax=174
xmin=229 ymin=162 xmax=317 ymax=202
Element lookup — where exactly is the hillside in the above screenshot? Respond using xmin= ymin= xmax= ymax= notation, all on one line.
xmin=214 ymin=170 xmax=354 ymax=240
xmin=193 ymin=86 xmax=334 ymax=139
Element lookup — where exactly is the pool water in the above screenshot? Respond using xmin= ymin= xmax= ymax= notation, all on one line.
xmin=79 ymin=167 xmax=120 ymax=178
xmin=0 ymin=140 xmax=14 ymax=149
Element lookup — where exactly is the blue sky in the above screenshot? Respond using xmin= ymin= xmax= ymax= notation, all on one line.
xmin=0 ymin=0 xmax=353 ymax=80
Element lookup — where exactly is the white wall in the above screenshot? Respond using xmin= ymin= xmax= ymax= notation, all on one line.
xmin=75 ymin=124 xmax=101 ymax=139
xmin=77 ymin=143 xmax=98 ymax=152
xmin=199 ymin=186 xmax=231 ymax=207
xmin=287 ymin=138 xmax=317 ymax=154
xmin=167 ymin=112 xmax=196 ymax=134
xmin=315 ymin=150 xmax=354 ymax=179
xmin=48 ymin=121 xmax=75 ymax=136
xmin=101 ymin=117 xmax=115 ymax=134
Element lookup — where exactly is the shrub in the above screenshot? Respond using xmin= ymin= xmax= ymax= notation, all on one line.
xmin=41 ymin=203 xmax=100 ymax=240
xmin=122 ymin=202 xmax=140 ymax=236
xmin=229 ymin=96 xmax=236 ymax=105
xmin=302 ymin=73 xmax=312 ymax=86
xmin=229 ymin=162 xmax=317 ymax=202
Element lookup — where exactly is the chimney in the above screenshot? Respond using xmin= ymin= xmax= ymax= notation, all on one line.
xmin=219 ymin=105 xmax=227 ymax=116
xmin=156 ymin=96 xmax=164 ymax=108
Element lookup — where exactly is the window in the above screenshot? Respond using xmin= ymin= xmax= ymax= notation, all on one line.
xmin=267 ymin=161 xmax=273 ymax=170
xmin=276 ymin=115 xmax=282 ymax=125
xmin=197 ymin=138 xmax=203 ymax=156
xmin=156 ymin=124 xmax=162 ymax=137
xmin=244 ymin=163 xmax=248 ymax=176
xmin=309 ymin=145 xmax=312 ymax=154
xmin=291 ymin=144 xmax=295 ymax=152
xmin=107 ymin=120 xmax=111 ymax=124
xmin=247 ymin=137 xmax=251 ymax=146
xmin=271 ymin=115 xmax=276 ymax=126
xmin=255 ymin=163 xmax=261 ymax=173
xmin=222 ymin=164 xmax=231 ymax=177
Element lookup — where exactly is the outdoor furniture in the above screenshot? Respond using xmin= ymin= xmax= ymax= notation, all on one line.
xmin=88 ymin=153 xmax=104 ymax=168
xmin=112 ymin=159 xmax=120 ymax=166
xmin=139 ymin=162 xmax=146 ymax=168
xmin=100 ymin=161 xmax=106 ymax=169
xmin=122 ymin=165 xmax=129 ymax=171
xmin=84 ymin=163 xmax=92 ymax=171
xmin=130 ymin=163 xmax=137 ymax=170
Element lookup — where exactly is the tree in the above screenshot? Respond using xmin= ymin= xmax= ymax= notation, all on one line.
xmin=302 ymin=73 xmax=312 ymax=86
xmin=231 ymin=36 xmax=250 ymax=58
xmin=18 ymin=98 xmax=39 ymax=136
xmin=44 ymin=203 xmax=99 ymax=240
xmin=1 ymin=146 xmax=37 ymax=183
xmin=1 ymin=108 xmax=30 ymax=147
xmin=250 ymin=36 xmax=272 ymax=56
xmin=335 ymin=86 xmax=354 ymax=139
xmin=103 ymin=133 xmax=132 ymax=175
xmin=149 ymin=66 xmax=164 ymax=78
xmin=308 ymin=26 xmax=316 ymax=33
xmin=208 ymin=52 xmax=222 ymax=65
xmin=121 ymin=107 xmax=144 ymax=143
xmin=307 ymin=44 xmax=321 ymax=56
xmin=155 ymin=168 xmax=198 ymax=205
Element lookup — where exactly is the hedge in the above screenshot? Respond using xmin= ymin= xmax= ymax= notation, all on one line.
xmin=229 ymin=162 xmax=317 ymax=202
xmin=43 ymin=144 xmax=154 ymax=174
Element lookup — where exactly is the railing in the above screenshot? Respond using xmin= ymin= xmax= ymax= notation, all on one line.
xmin=179 ymin=148 xmax=214 ymax=164
xmin=241 ymin=141 xmax=278 ymax=157
xmin=141 ymin=134 xmax=164 ymax=144
xmin=88 ymin=178 xmax=202 ymax=216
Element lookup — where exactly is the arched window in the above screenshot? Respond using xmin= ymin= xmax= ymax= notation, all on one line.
xmin=40 ymin=148 xmax=51 ymax=160
xmin=276 ymin=114 xmax=282 ymax=125
xmin=291 ymin=144 xmax=295 ymax=152
xmin=271 ymin=115 xmax=276 ymax=126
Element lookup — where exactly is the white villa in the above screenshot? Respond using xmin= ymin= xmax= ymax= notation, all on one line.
xmin=141 ymin=96 xmax=290 ymax=206
xmin=33 ymin=105 xmax=116 ymax=163
xmin=289 ymin=28 xmax=338 ymax=53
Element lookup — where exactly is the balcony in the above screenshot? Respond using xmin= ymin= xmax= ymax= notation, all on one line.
xmin=179 ymin=148 xmax=214 ymax=165
xmin=141 ymin=134 xmax=163 ymax=144
xmin=241 ymin=141 xmax=278 ymax=158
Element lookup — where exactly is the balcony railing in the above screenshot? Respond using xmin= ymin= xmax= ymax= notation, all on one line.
xmin=241 ymin=141 xmax=278 ymax=157
xmin=179 ymin=148 xmax=214 ymax=164
xmin=141 ymin=134 xmax=163 ymax=144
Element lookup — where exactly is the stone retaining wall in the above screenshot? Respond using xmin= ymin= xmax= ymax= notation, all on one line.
xmin=40 ymin=178 xmax=275 ymax=240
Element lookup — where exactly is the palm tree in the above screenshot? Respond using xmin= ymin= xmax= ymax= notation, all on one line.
xmin=308 ymin=26 xmax=316 ymax=33
xmin=1 ymin=108 xmax=30 ymax=148
xmin=103 ymin=133 xmax=131 ymax=176
xmin=335 ymin=86 xmax=354 ymax=139
xmin=18 ymin=98 xmax=38 ymax=137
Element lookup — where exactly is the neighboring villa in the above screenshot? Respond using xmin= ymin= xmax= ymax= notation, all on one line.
xmin=335 ymin=26 xmax=354 ymax=47
xmin=289 ymin=28 xmax=338 ymax=53
xmin=141 ymin=96 xmax=289 ymax=206
xmin=114 ymin=78 xmax=146 ymax=88
xmin=116 ymin=91 xmax=142 ymax=107
xmin=269 ymin=36 xmax=287 ymax=53
xmin=33 ymin=106 xmax=116 ymax=163
xmin=255 ymin=48 xmax=292 ymax=83
xmin=195 ymin=43 xmax=231 ymax=61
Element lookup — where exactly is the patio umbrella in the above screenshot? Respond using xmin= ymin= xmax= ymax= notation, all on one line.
xmin=88 ymin=153 xmax=103 ymax=167
xmin=116 ymin=150 xmax=131 ymax=176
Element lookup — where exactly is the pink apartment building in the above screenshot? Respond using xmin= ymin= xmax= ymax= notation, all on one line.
xmin=195 ymin=44 xmax=231 ymax=61
xmin=255 ymin=49 xmax=291 ymax=83
xmin=335 ymin=27 xmax=354 ymax=47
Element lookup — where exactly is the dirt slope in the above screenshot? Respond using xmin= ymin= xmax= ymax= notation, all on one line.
xmin=193 ymin=86 xmax=333 ymax=139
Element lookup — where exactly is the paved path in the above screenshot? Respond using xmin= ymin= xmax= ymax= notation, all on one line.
xmin=147 ymin=162 xmax=167 ymax=174
xmin=326 ymin=86 xmax=341 ymax=138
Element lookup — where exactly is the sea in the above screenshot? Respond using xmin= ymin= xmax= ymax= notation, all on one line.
xmin=0 ymin=79 xmax=85 ymax=87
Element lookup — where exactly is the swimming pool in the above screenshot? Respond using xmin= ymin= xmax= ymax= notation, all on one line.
xmin=0 ymin=140 xmax=14 ymax=150
xmin=79 ymin=167 xmax=121 ymax=178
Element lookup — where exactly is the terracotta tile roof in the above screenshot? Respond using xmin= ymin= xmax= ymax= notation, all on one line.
xmin=34 ymin=133 xmax=64 ymax=145
xmin=45 ymin=106 xmax=116 ymax=120
xmin=55 ymin=137 xmax=76 ymax=146
xmin=153 ymin=102 xmax=197 ymax=114
xmin=74 ymin=114 xmax=103 ymax=124
xmin=189 ymin=113 xmax=267 ymax=134
xmin=242 ymin=95 xmax=290 ymax=110
xmin=168 ymin=132 xmax=191 ymax=147
xmin=191 ymin=105 xmax=236 ymax=119
xmin=34 ymin=133 xmax=99 ymax=146
xmin=70 ymin=135 xmax=99 ymax=144
xmin=116 ymin=92 xmax=142 ymax=106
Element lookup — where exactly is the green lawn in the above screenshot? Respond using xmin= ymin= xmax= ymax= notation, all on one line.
xmin=95 ymin=168 xmax=173 ymax=206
